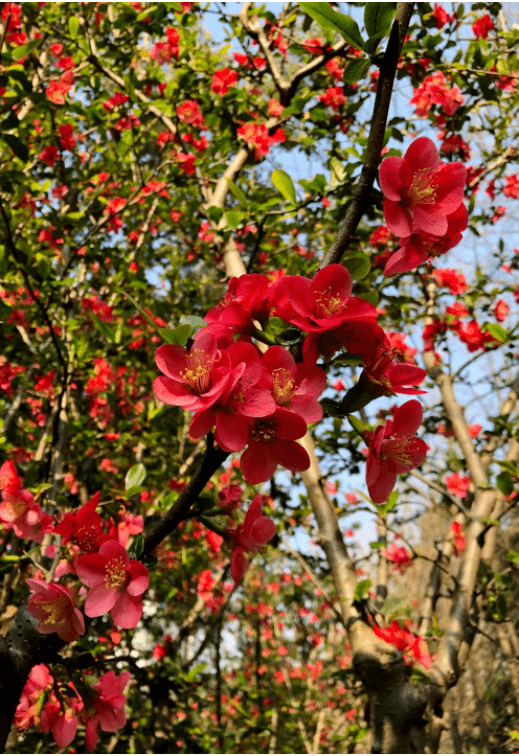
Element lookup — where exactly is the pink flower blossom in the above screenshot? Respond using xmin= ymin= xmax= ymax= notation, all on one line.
xmin=228 ymin=494 xmax=276 ymax=583
xmin=27 ymin=578 xmax=85 ymax=642
xmin=379 ymin=137 xmax=466 ymax=238
xmin=75 ymin=540 xmax=149 ymax=628
xmin=153 ymin=330 xmax=231 ymax=412
xmin=363 ymin=400 xmax=428 ymax=503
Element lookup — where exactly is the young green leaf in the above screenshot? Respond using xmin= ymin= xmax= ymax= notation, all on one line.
xmin=299 ymin=2 xmax=364 ymax=50
xmin=272 ymin=169 xmax=296 ymax=203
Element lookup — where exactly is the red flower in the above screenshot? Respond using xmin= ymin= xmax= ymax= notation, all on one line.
xmin=493 ymin=299 xmax=509 ymax=323
xmin=211 ymin=67 xmax=238 ymax=95
xmin=379 ymin=137 xmax=466 ymax=238
xmin=373 ymin=621 xmax=431 ymax=668
xmin=27 ymin=579 xmax=85 ymax=642
xmin=228 ymin=494 xmax=276 ymax=583
xmin=450 ymin=521 xmax=466 ymax=555
xmin=240 ymin=408 xmax=310 ymax=484
xmin=154 ymin=330 xmax=231 ymax=412
xmin=445 ymin=472 xmax=470 ymax=498
xmin=363 ymin=400 xmax=427 ymax=503
xmin=189 ymin=341 xmax=276 ymax=452
xmin=260 ymin=346 xmax=326 ymax=424
xmin=383 ymin=202 xmax=468 ymax=275
xmin=40 ymin=145 xmax=60 ymax=166
xmin=318 ymin=86 xmax=346 ymax=112
xmin=273 ymin=264 xmax=357 ymax=332
xmin=54 ymin=490 xmax=108 ymax=553
xmin=385 ymin=544 xmax=413 ymax=574
xmin=472 ymin=14 xmax=493 ymax=39
xmin=433 ymin=4 xmax=451 ymax=28
xmin=75 ymin=540 xmax=149 ymax=629
xmin=433 ymin=267 xmax=467 ymax=294
xmin=83 ymin=671 xmax=131 ymax=752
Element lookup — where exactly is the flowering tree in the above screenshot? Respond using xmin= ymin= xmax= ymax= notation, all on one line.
xmin=1 ymin=1 xmax=519 ymax=752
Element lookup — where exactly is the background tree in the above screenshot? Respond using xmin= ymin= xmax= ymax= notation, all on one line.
xmin=1 ymin=1 xmax=519 ymax=752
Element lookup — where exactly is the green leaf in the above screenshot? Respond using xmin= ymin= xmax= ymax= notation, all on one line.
xmin=299 ymin=2 xmax=364 ymax=50
xmin=179 ymin=315 xmax=206 ymax=329
xmin=125 ymin=463 xmax=146 ymax=491
xmin=68 ymin=16 xmax=80 ymax=38
xmin=343 ymin=254 xmax=371 ymax=280
xmin=364 ymin=3 xmax=396 ymax=38
xmin=224 ymin=209 xmax=244 ymax=229
xmin=354 ymin=578 xmax=372 ymax=602
xmin=507 ymin=551 xmax=519 ymax=564
xmin=497 ymin=471 xmax=514 ymax=496
xmin=225 ymin=178 xmax=248 ymax=207
xmin=343 ymin=58 xmax=370 ymax=84
xmin=271 ymin=169 xmax=296 ymax=203
xmin=485 ymin=323 xmax=507 ymax=343
xmin=158 ymin=324 xmax=194 ymax=345
xmin=207 ymin=206 xmax=223 ymax=224
xmin=3 ymin=133 xmax=28 ymax=163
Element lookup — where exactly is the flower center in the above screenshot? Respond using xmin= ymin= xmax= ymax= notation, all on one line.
xmin=104 ymin=556 xmax=128 ymax=591
xmin=250 ymin=418 xmax=277 ymax=444
xmin=272 ymin=368 xmax=296 ymax=405
xmin=3 ymin=494 xmax=28 ymax=520
xmin=41 ymin=598 xmax=65 ymax=627
xmin=314 ymin=288 xmax=344 ymax=318
xmin=406 ymin=168 xmax=437 ymax=206
xmin=76 ymin=524 xmax=100 ymax=553
xmin=181 ymin=349 xmax=212 ymax=394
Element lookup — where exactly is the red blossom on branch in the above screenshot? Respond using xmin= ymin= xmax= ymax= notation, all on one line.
xmin=227 ymin=494 xmax=276 ymax=583
xmin=363 ymin=400 xmax=428 ymax=503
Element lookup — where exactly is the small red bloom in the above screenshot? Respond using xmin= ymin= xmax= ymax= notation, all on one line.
xmin=228 ymin=494 xmax=276 ymax=583
xmin=472 ymin=14 xmax=493 ymax=39
xmin=211 ymin=67 xmax=238 ymax=95
xmin=445 ymin=472 xmax=471 ymax=498
xmin=75 ymin=540 xmax=149 ymax=629
xmin=385 ymin=543 xmax=413 ymax=574
xmin=363 ymin=400 xmax=427 ymax=503
xmin=450 ymin=521 xmax=466 ymax=555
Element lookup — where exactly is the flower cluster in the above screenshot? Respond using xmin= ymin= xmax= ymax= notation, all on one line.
xmin=379 ymin=137 xmax=468 ymax=275
xmin=154 ymin=265 xmax=428 ymax=498
xmin=54 ymin=493 xmax=149 ymax=629
xmin=15 ymin=664 xmax=131 ymax=752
